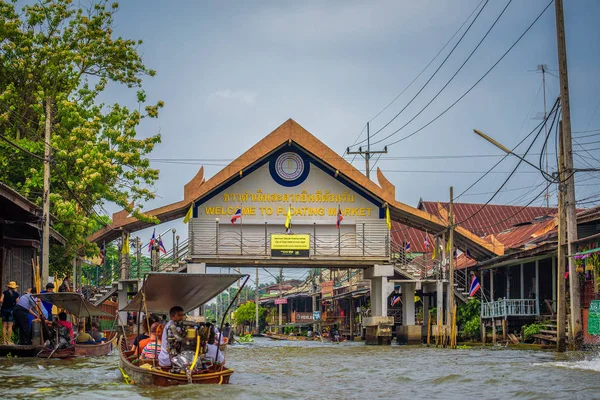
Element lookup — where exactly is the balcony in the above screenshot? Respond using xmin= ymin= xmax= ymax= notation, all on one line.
xmin=481 ymin=299 xmax=538 ymax=319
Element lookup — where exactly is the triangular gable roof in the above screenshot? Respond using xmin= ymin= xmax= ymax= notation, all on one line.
xmin=88 ymin=119 xmax=500 ymax=259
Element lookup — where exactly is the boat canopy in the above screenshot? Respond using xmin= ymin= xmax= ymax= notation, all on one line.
xmin=121 ymin=273 xmax=245 ymax=314
xmin=34 ymin=292 xmax=112 ymax=317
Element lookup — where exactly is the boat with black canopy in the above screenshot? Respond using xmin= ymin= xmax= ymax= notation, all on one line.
xmin=118 ymin=272 xmax=248 ymax=386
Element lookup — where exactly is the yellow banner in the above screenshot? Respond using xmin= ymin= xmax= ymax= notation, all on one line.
xmin=271 ymin=234 xmax=310 ymax=250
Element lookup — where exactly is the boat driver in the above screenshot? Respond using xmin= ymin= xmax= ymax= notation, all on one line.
xmin=157 ymin=305 xmax=184 ymax=368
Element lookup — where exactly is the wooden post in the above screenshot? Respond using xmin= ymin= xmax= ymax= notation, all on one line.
xmin=255 ymin=266 xmax=259 ymax=334
xmin=556 ymin=122 xmax=567 ymax=352
xmin=481 ymin=321 xmax=486 ymax=344
xmin=448 ymin=187 xmax=455 ymax=348
xmin=427 ymin=310 xmax=432 ymax=346
xmin=42 ymin=98 xmax=52 ymax=285
xmin=555 ymin=0 xmax=582 ymax=348
xmin=502 ymin=319 xmax=507 ymax=342
xmin=492 ymin=319 xmax=497 ymax=344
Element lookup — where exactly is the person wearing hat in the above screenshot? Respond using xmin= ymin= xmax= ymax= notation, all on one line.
xmin=0 ymin=282 xmax=20 ymax=344
xmin=40 ymin=283 xmax=55 ymax=320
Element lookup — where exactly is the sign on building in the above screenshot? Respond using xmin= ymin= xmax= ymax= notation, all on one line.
xmin=274 ymin=298 xmax=288 ymax=305
xmin=270 ymin=234 xmax=310 ymax=257
xmin=588 ymin=300 xmax=600 ymax=335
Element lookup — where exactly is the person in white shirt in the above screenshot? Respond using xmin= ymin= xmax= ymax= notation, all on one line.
xmin=204 ymin=327 xmax=225 ymax=365
xmin=158 ymin=306 xmax=184 ymax=368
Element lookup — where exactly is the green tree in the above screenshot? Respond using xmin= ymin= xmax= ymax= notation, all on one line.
xmin=457 ymin=299 xmax=481 ymax=340
xmin=0 ymin=0 xmax=163 ymax=277
xmin=234 ymin=301 xmax=266 ymax=326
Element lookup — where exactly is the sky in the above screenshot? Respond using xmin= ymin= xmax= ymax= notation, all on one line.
xmin=92 ymin=0 xmax=600 ymax=285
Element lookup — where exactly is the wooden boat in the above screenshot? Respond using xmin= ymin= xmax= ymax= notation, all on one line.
xmin=119 ymin=336 xmax=234 ymax=386
xmin=118 ymin=272 xmax=248 ymax=386
xmin=264 ymin=332 xmax=319 ymax=341
xmin=32 ymin=292 xmax=117 ymax=358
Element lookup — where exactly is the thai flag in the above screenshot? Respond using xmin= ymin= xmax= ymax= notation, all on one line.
xmin=336 ymin=206 xmax=343 ymax=229
xmin=466 ymin=249 xmax=472 ymax=259
xmin=148 ymin=229 xmax=156 ymax=252
xmin=405 ymin=242 xmax=411 ymax=252
xmin=469 ymin=275 xmax=481 ymax=297
xmin=158 ymin=236 xmax=167 ymax=254
xmin=99 ymin=243 xmax=106 ymax=265
xmin=424 ymin=236 xmax=429 ymax=251
xmin=231 ymin=207 xmax=242 ymax=224
xmin=391 ymin=296 xmax=401 ymax=307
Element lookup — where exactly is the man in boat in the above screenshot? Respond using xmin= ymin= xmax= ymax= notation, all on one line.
xmin=88 ymin=322 xmax=106 ymax=343
xmin=75 ymin=323 xmax=95 ymax=344
xmin=12 ymin=288 xmax=40 ymax=345
xmin=0 ymin=281 xmax=19 ymax=345
xmin=39 ymin=283 xmax=55 ymax=320
xmin=158 ymin=306 xmax=185 ymax=368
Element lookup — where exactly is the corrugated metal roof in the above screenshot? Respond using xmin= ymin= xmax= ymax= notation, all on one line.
xmin=419 ymin=201 xmax=556 ymax=237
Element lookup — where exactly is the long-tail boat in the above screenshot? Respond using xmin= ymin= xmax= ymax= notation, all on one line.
xmin=34 ymin=292 xmax=117 ymax=358
xmin=118 ymin=272 xmax=248 ymax=386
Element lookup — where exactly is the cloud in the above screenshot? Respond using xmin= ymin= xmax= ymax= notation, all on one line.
xmin=208 ymin=89 xmax=257 ymax=105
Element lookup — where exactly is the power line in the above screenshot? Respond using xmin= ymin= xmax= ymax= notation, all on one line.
xmin=375 ymin=0 xmax=555 ymax=149
xmin=364 ymin=0 xmax=487 ymax=126
xmin=351 ymin=0 xmax=491 ymax=147
xmin=369 ymin=0 xmax=513 ymax=147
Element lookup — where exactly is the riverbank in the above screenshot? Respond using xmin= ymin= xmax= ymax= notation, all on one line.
xmin=0 ymin=338 xmax=598 ymax=399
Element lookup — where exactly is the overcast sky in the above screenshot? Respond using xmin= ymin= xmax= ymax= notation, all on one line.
xmin=96 ymin=0 xmax=600 ymax=285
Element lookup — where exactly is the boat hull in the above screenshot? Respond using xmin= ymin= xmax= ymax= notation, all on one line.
xmin=118 ymin=336 xmax=233 ymax=386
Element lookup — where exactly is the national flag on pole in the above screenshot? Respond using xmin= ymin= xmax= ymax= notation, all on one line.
xmin=405 ymin=241 xmax=411 ymax=252
xmin=157 ymin=236 xmax=167 ymax=254
xmin=385 ymin=206 xmax=391 ymax=230
xmin=148 ymin=229 xmax=156 ymax=252
xmin=231 ymin=207 xmax=242 ymax=224
xmin=183 ymin=203 xmax=193 ymax=224
xmin=466 ymin=249 xmax=472 ymax=259
xmin=424 ymin=235 xmax=430 ymax=251
xmin=431 ymin=242 xmax=437 ymax=260
xmin=99 ymin=243 xmax=106 ymax=265
xmin=121 ymin=233 xmax=130 ymax=255
xmin=391 ymin=295 xmax=401 ymax=307
xmin=285 ymin=207 xmax=292 ymax=233
xmin=453 ymin=248 xmax=458 ymax=259
xmin=336 ymin=206 xmax=343 ymax=229
xmin=469 ymin=275 xmax=481 ymax=297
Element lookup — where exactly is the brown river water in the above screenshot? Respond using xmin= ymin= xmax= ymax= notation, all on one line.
xmin=0 ymin=338 xmax=599 ymax=399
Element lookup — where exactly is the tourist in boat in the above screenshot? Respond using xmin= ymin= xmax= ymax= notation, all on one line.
xmin=13 ymin=288 xmax=40 ymax=345
xmin=40 ymin=283 xmax=55 ymax=319
xmin=57 ymin=312 xmax=74 ymax=343
xmin=131 ymin=320 xmax=150 ymax=354
xmin=137 ymin=321 xmax=161 ymax=355
xmin=205 ymin=326 xmax=225 ymax=365
xmin=88 ymin=322 xmax=106 ymax=343
xmin=140 ymin=322 xmax=163 ymax=360
xmin=75 ymin=323 xmax=96 ymax=344
xmin=0 ymin=281 xmax=20 ymax=345
xmin=158 ymin=306 xmax=185 ymax=367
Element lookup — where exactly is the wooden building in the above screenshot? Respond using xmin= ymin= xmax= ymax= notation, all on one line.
xmin=0 ymin=182 xmax=65 ymax=291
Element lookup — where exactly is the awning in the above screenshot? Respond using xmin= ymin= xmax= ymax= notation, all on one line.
xmin=34 ymin=293 xmax=112 ymax=317
xmin=121 ymin=273 xmax=246 ymax=314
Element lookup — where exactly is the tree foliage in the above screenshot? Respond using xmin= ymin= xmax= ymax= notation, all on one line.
xmin=0 ymin=0 xmax=163 ymax=276
xmin=457 ymin=298 xmax=481 ymax=340
xmin=234 ymin=301 xmax=267 ymax=326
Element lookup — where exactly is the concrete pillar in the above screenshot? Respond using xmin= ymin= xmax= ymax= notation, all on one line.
xmin=188 ymin=263 xmax=207 ymax=316
xmin=117 ymin=280 xmax=130 ymax=326
xmin=363 ymin=265 xmax=394 ymax=345
xmin=402 ymin=282 xmax=416 ymax=325
xmin=397 ymin=282 xmax=420 ymax=344
xmin=436 ymin=280 xmax=443 ymax=341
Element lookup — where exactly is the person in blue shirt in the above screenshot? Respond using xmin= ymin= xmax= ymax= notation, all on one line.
xmin=40 ymin=283 xmax=55 ymax=321
xmin=13 ymin=288 xmax=41 ymax=345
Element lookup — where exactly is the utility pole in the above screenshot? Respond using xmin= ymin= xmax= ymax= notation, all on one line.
xmin=255 ymin=266 xmax=259 ymax=334
xmin=448 ymin=187 xmax=455 ymax=348
xmin=555 ymin=0 xmax=582 ymax=348
xmin=346 ymin=122 xmax=388 ymax=180
xmin=136 ymin=237 xmax=141 ymax=279
xmin=42 ymin=98 xmax=52 ymax=284
xmin=536 ymin=64 xmax=551 ymax=207
xmin=278 ymin=267 xmax=283 ymax=333
xmin=556 ymin=121 xmax=567 ymax=352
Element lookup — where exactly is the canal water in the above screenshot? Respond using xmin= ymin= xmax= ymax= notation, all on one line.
xmin=1 ymin=338 xmax=599 ymax=399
